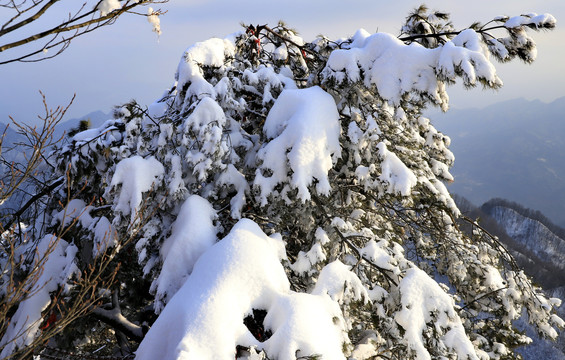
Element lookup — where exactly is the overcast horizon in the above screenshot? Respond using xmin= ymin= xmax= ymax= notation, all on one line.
xmin=1 ymin=0 xmax=564 ymax=126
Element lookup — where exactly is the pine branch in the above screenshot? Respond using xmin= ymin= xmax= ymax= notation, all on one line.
xmin=2 ymin=177 xmax=64 ymax=231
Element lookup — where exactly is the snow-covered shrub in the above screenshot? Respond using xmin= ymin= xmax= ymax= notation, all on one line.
xmin=1 ymin=8 xmax=560 ymax=360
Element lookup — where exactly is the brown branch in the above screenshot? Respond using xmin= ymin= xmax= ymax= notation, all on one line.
xmin=0 ymin=0 xmax=168 ymax=64
xmin=90 ymin=289 xmax=145 ymax=344
xmin=397 ymin=25 xmax=507 ymax=43
xmin=311 ymin=194 xmax=398 ymax=286
xmin=0 ymin=0 xmax=60 ymax=37
xmin=458 ymin=286 xmax=509 ymax=312
xmin=0 ymin=92 xmax=72 ymax=207
xmin=1 ymin=4 xmax=121 ymax=52
xmin=1 ymin=0 xmax=46 ymax=31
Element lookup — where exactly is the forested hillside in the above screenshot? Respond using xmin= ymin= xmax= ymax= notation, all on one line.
xmin=455 ymin=195 xmax=565 ymax=359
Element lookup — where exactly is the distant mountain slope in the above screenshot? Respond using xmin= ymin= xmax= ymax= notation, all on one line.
xmin=455 ymin=196 xmax=565 ymax=289
xmin=454 ymin=196 xmax=565 ymax=359
xmin=480 ymin=199 xmax=565 ymax=359
xmin=0 ymin=121 xmax=22 ymax=146
xmin=432 ymin=97 xmax=565 ymax=227
xmin=483 ymin=202 xmax=565 ymax=271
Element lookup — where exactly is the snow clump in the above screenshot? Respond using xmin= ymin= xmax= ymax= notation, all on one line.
xmin=135 ymin=219 xmax=349 ymax=360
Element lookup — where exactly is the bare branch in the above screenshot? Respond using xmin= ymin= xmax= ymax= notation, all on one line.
xmin=0 ymin=0 xmax=59 ymax=37
xmin=0 ymin=92 xmax=73 ymax=209
xmin=0 ymin=0 xmax=168 ymax=64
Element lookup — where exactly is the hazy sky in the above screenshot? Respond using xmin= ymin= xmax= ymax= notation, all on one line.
xmin=1 ymin=0 xmax=564 ymax=125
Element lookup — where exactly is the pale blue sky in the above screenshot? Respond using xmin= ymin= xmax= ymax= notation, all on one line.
xmin=1 ymin=0 xmax=563 ymax=125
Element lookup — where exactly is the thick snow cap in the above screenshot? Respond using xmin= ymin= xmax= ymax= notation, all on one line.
xmin=135 ymin=219 xmax=349 ymax=360
xmin=255 ymin=86 xmax=341 ymax=205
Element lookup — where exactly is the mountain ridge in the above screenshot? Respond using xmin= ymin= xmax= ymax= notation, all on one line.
xmin=454 ymin=195 xmax=565 ymax=359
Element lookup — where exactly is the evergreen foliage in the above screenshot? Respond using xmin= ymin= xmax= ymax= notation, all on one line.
xmin=67 ymin=119 xmax=92 ymax=138
xmin=0 ymin=6 xmax=561 ymax=360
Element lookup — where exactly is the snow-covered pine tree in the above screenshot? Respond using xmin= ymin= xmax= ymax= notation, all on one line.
xmin=1 ymin=6 xmax=561 ymax=360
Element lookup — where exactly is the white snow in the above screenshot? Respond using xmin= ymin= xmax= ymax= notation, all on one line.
xmin=72 ymin=128 xmax=100 ymax=142
xmin=217 ymin=164 xmax=250 ymax=219
xmin=52 ymin=199 xmax=93 ymax=228
xmin=175 ymin=36 xmax=237 ymax=106
xmin=92 ymin=216 xmax=117 ymax=257
xmin=181 ymin=96 xmax=228 ymax=181
xmin=273 ymin=44 xmax=288 ymax=61
xmin=323 ymin=29 xmax=505 ymax=111
xmin=504 ymin=13 xmax=556 ymax=29
xmin=255 ymin=86 xmax=341 ymax=204
xmin=135 ymin=219 xmax=349 ymax=360
xmin=350 ymin=332 xmax=381 ymax=360
xmin=290 ymin=242 xmax=326 ymax=275
xmin=68 ymin=120 xmax=123 ymax=154
xmin=157 ymin=123 xmax=173 ymax=147
xmin=147 ymin=99 xmax=169 ymax=118
xmin=312 ymin=260 xmax=369 ymax=305
xmin=290 ymin=228 xmax=331 ymax=275
xmin=377 ymin=142 xmax=418 ymax=196
xmin=152 ymin=195 xmax=217 ymax=313
xmin=147 ymin=7 xmax=161 ymax=36
xmin=50 ymin=199 xmax=117 ymax=257
xmin=360 ymin=239 xmax=396 ymax=271
xmin=166 ymin=154 xmax=186 ymax=196
xmin=1 ymin=14 xmax=560 ymax=360
xmin=438 ymin=30 xmax=501 ymax=88
xmin=96 ymin=0 xmax=120 ymax=16
xmin=109 ymin=155 xmax=165 ymax=222
xmin=262 ymin=292 xmax=348 ymax=360
xmin=324 ymin=32 xmax=447 ymax=109
xmin=395 ymin=268 xmax=478 ymax=360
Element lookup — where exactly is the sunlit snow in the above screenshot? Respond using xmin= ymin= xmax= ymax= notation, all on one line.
xmin=136 ymin=219 xmax=348 ymax=360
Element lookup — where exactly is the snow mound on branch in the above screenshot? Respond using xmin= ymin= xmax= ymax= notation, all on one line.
xmin=147 ymin=7 xmax=161 ymax=36
xmin=361 ymin=239 xmax=397 ymax=271
xmin=181 ymin=97 xmax=228 ymax=182
xmin=51 ymin=199 xmax=117 ymax=257
xmin=175 ymin=36 xmax=237 ymax=106
xmin=135 ymin=219 xmax=349 ymax=360
xmin=395 ymin=268 xmax=479 ymax=360
xmin=97 ymin=0 xmax=120 ymax=16
xmin=313 ymin=260 xmax=369 ymax=305
xmin=92 ymin=216 xmax=117 ymax=257
xmin=255 ymin=86 xmax=341 ymax=205
xmin=152 ymin=195 xmax=217 ymax=313
xmin=109 ymin=155 xmax=164 ymax=222
xmin=503 ymin=13 xmax=556 ymax=29
xmin=323 ymin=30 xmax=501 ymax=111
xmin=0 ymin=236 xmax=78 ymax=357
xmin=217 ymin=164 xmax=250 ymax=219
xmin=263 ymin=292 xmax=348 ymax=360
xmin=377 ymin=142 xmax=418 ymax=196
xmin=324 ymin=32 xmax=445 ymax=108
xmin=52 ymin=199 xmax=93 ymax=228
xmin=437 ymin=29 xmax=500 ymax=88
